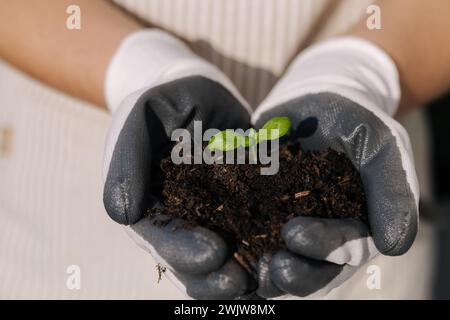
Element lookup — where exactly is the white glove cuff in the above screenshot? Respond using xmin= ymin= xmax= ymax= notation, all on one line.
xmin=252 ymin=37 xmax=401 ymax=123
xmin=105 ymin=29 xmax=250 ymax=112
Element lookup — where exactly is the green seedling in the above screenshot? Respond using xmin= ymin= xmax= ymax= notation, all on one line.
xmin=207 ymin=117 xmax=291 ymax=162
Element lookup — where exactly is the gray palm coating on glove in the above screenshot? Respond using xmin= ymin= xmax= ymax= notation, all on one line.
xmin=103 ymin=76 xmax=253 ymax=299
xmin=254 ymin=92 xmax=418 ymax=298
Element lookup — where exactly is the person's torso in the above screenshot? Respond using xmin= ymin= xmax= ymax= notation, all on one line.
xmin=112 ymin=0 xmax=372 ymax=107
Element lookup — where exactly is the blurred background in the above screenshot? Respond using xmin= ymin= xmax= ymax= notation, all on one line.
xmin=425 ymin=93 xmax=450 ymax=299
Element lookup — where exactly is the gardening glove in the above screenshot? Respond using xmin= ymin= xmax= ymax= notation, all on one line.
xmin=252 ymin=37 xmax=419 ymax=298
xmin=102 ymin=30 xmax=253 ymax=299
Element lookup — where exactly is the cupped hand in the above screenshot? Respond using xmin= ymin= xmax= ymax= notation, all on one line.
xmin=103 ymin=76 xmax=254 ymax=299
xmin=254 ymin=93 xmax=419 ymax=298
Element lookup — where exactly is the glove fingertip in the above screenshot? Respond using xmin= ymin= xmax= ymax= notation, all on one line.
xmin=375 ymin=208 xmax=418 ymax=256
xmin=256 ymin=254 xmax=285 ymax=298
xmin=103 ymin=178 xmax=144 ymax=225
xmin=131 ymin=216 xmax=229 ymax=275
xmin=270 ymin=251 xmax=343 ymax=297
xmin=184 ymin=260 xmax=251 ymax=300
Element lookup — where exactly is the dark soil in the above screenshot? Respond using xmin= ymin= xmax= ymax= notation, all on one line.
xmin=150 ymin=141 xmax=368 ymax=269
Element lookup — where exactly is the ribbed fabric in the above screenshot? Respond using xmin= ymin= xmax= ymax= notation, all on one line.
xmin=112 ymin=0 xmax=370 ymax=107
xmin=0 ymin=0 xmax=434 ymax=299
xmin=0 ymin=62 xmax=185 ymax=299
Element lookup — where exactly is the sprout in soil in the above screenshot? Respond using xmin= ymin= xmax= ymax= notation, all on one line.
xmin=207 ymin=117 xmax=291 ymax=162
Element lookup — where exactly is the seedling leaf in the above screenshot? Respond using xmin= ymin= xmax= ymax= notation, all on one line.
xmin=257 ymin=117 xmax=291 ymax=142
xmin=243 ymin=128 xmax=257 ymax=147
xmin=207 ymin=117 xmax=292 ymax=155
xmin=208 ymin=130 xmax=244 ymax=151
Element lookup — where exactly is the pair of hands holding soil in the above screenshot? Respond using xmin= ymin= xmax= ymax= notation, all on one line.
xmin=102 ymin=28 xmax=419 ymax=301
xmin=103 ymin=75 xmax=419 ymax=299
